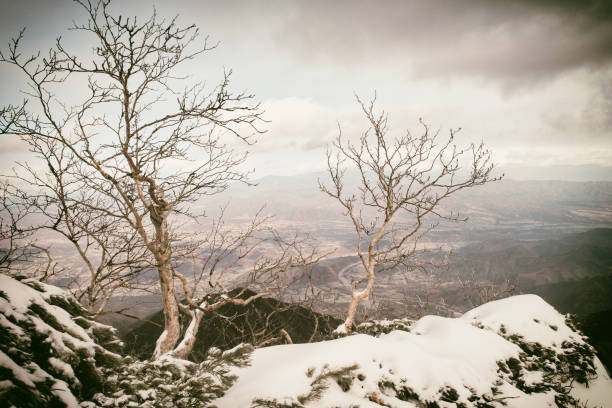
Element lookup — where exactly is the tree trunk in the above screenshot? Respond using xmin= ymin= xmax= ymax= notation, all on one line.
xmin=152 ymin=257 xmax=181 ymax=358
xmin=343 ymin=263 xmax=376 ymax=333
xmin=170 ymin=307 xmax=204 ymax=360
xmin=151 ymin=215 xmax=181 ymax=359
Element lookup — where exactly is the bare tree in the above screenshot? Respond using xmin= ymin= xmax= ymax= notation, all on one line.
xmin=457 ymin=269 xmax=517 ymax=309
xmin=320 ymin=96 xmax=500 ymax=332
xmin=0 ymin=0 xmax=284 ymax=358
xmin=166 ymin=209 xmax=323 ymax=359
xmin=9 ymin=135 xmax=152 ymax=316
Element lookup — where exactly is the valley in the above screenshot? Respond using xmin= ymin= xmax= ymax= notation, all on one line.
xmin=88 ymin=176 xmax=612 ymax=349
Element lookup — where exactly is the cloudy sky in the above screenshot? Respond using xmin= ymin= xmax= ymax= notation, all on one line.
xmin=1 ymin=0 xmax=611 ymax=180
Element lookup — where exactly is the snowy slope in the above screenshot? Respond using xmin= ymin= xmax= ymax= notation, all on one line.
xmin=0 ymin=274 xmax=123 ymax=407
xmin=1 ymin=274 xmax=609 ymax=407
xmin=0 ymin=273 xmax=253 ymax=407
xmin=216 ymin=294 xmax=612 ymax=408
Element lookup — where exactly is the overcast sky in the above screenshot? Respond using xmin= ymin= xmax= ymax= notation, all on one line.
xmin=1 ymin=0 xmax=611 ymax=180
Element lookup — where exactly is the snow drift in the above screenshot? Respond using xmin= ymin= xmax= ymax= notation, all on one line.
xmin=217 ymin=294 xmax=612 ymax=408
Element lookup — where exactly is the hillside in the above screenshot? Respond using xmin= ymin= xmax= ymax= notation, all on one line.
xmin=123 ymin=288 xmax=342 ymax=361
xmin=311 ymin=229 xmax=612 ymax=319
xmin=0 ymin=274 xmax=253 ymax=407
xmin=97 ymin=229 xmax=612 ymax=345
xmin=575 ymin=309 xmax=612 ymax=378
xmin=216 ymin=295 xmax=612 ymax=407
xmin=447 ymin=228 xmax=612 ymax=314
xmin=1 ymin=274 xmax=611 ymax=407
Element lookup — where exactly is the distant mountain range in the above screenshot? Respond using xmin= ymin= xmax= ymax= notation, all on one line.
xmin=203 ymin=173 xmax=612 ymax=246
xmin=94 ymin=176 xmax=612 ymax=376
xmin=107 ymin=227 xmax=612 ymax=338
xmin=447 ymin=228 xmax=612 ymax=314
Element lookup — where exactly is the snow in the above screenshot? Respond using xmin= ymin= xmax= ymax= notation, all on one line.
xmin=0 ymin=274 xmax=95 ymax=355
xmin=46 ymin=303 xmax=91 ymax=340
xmin=522 ymin=369 xmax=544 ymax=387
xmin=0 ymin=349 xmax=80 ymax=407
xmin=137 ymin=389 xmax=157 ymax=401
xmin=0 ymin=349 xmax=37 ymax=388
xmin=217 ymin=326 xmax=516 ymax=407
xmin=24 ymin=278 xmax=74 ymax=298
xmin=216 ymin=294 xmax=612 ymax=408
xmin=50 ymin=378 xmax=80 ymax=408
xmin=462 ymin=294 xmax=581 ymax=348
xmin=30 ymin=316 xmax=78 ymax=355
xmin=222 ymin=328 xmax=460 ymax=405
xmin=334 ymin=321 xmax=348 ymax=335
xmin=571 ymin=357 xmax=612 ymax=407
xmin=156 ymin=354 xmax=196 ymax=375
xmin=0 ymin=274 xmax=42 ymax=311
xmin=0 ymin=312 xmax=25 ymax=337
xmin=1 ymin=273 xmax=610 ymax=407
xmin=49 ymin=356 xmax=77 ymax=381
xmin=386 ymin=316 xmax=519 ymax=397
xmin=0 ymin=274 xmax=123 ymax=407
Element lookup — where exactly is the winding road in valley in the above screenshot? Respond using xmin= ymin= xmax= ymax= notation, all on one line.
xmin=337 ymin=261 xmax=362 ymax=290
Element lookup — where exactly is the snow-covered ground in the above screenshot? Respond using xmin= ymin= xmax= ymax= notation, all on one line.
xmin=1 ymin=273 xmax=610 ymax=407
xmin=216 ymin=295 xmax=612 ymax=408
xmin=0 ymin=274 xmax=124 ymax=407
xmin=0 ymin=273 xmax=250 ymax=407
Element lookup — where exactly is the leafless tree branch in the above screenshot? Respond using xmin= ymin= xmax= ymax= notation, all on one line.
xmin=320 ymin=95 xmax=501 ymax=332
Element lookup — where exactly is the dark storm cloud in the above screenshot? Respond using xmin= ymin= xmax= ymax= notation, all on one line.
xmin=6 ymin=0 xmax=611 ymax=81
xmin=518 ymin=0 xmax=612 ymax=23
xmin=265 ymin=0 xmax=612 ymax=80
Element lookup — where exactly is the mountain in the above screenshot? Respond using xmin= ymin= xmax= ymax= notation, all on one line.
xmin=575 ymin=309 xmax=612 ymax=377
xmin=271 ymin=229 xmax=612 ymax=326
xmin=447 ymin=228 xmax=612 ymax=314
xmin=99 ymin=228 xmax=612 ymax=343
xmin=207 ymin=174 xmax=612 ymax=242
xmin=215 ymin=295 xmax=612 ymax=408
xmin=123 ymin=288 xmax=342 ymax=362
xmin=2 ymin=274 xmax=611 ymax=407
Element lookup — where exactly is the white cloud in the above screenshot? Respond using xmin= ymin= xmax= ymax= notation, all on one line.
xmin=255 ymin=98 xmax=340 ymax=152
xmin=0 ymin=135 xmax=28 ymax=153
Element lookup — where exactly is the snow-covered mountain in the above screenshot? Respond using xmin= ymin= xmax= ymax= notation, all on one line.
xmin=1 ymin=274 xmax=611 ymax=407
xmin=218 ymin=295 xmax=612 ymax=408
